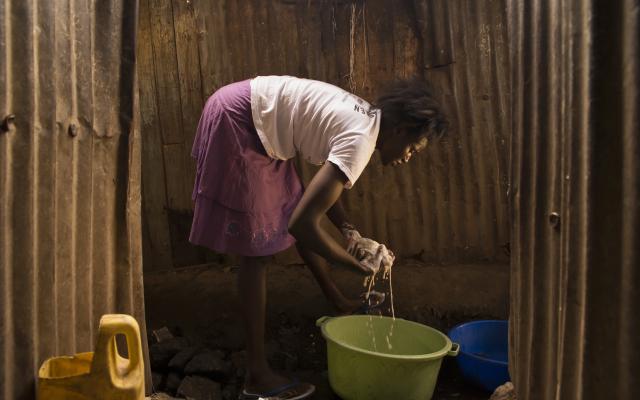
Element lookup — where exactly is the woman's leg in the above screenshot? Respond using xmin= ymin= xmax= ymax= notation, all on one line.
xmin=295 ymin=243 xmax=363 ymax=313
xmin=238 ymin=255 xmax=290 ymax=392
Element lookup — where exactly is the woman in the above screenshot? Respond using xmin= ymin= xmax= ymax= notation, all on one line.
xmin=189 ymin=75 xmax=447 ymax=400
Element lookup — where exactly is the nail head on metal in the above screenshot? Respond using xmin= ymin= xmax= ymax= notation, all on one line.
xmin=549 ymin=212 xmax=561 ymax=229
xmin=68 ymin=123 xmax=78 ymax=137
xmin=1 ymin=114 xmax=16 ymax=132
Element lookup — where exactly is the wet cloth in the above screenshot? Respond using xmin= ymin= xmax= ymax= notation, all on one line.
xmin=343 ymin=229 xmax=395 ymax=274
xmin=250 ymin=76 xmax=381 ymax=188
xmin=189 ymin=79 xmax=304 ymax=257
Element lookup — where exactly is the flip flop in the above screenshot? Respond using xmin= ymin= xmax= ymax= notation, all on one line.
xmin=239 ymin=380 xmax=315 ymax=400
xmin=352 ymin=290 xmax=386 ymax=315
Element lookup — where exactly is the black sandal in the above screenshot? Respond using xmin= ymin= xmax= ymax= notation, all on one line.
xmin=239 ymin=380 xmax=315 ymax=400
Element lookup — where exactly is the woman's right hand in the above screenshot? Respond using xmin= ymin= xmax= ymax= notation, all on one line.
xmin=351 ymin=259 xmax=375 ymax=275
xmin=354 ymin=245 xmax=385 ymax=275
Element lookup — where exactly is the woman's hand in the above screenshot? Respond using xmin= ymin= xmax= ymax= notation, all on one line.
xmin=358 ymin=245 xmax=385 ymax=274
xmin=342 ymin=226 xmax=364 ymax=258
xmin=342 ymin=228 xmax=396 ymax=274
xmin=351 ymin=257 xmax=379 ymax=275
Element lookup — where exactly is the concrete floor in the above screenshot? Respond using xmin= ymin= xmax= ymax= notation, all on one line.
xmin=144 ymin=260 xmax=508 ymax=399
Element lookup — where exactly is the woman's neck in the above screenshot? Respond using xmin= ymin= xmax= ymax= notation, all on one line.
xmin=376 ymin=115 xmax=394 ymax=149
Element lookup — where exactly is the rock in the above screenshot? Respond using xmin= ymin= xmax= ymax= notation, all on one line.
xmin=210 ymin=349 xmax=227 ymax=360
xmin=151 ymin=371 xmax=165 ymax=391
xmin=150 ymin=337 xmax=190 ymax=370
xmin=147 ymin=332 xmax=158 ymax=346
xmin=171 ymin=326 xmax=184 ymax=337
xmin=282 ymin=351 xmax=299 ymax=371
xmin=221 ymin=383 xmax=238 ymax=400
xmin=184 ymin=351 xmax=231 ymax=381
xmin=177 ymin=376 xmax=223 ymax=400
xmin=229 ymin=351 xmax=246 ymax=378
xmin=490 ymin=382 xmax=517 ymax=400
xmin=168 ymin=346 xmax=201 ymax=372
xmin=148 ymin=393 xmax=181 ymax=400
xmin=165 ymin=372 xmax=183 ymax=394
xmin=207 ymin=323 xmax=244 ymax=351
xmin=153 ymin=327 xmax=175 ymax=343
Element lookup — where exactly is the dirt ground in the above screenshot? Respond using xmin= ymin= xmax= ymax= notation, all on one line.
xmin=144 ymin=260 xmax=508 ymax=399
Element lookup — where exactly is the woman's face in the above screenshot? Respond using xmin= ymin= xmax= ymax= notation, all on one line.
xmin=378 ymin=128 xmax=429 ymax=166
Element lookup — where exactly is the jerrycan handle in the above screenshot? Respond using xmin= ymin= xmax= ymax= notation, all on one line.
xmin=92 ymin=314 xmax=143 ymax=379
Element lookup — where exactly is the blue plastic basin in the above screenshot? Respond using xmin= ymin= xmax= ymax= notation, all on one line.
xmin=448 ymin=320 xmax=510 ymax=392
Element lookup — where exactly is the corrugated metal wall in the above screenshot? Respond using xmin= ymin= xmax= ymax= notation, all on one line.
xmin=0 ymin=1 xmax=151 ymax=399
xmin=508 ymin=0 xmax=639 ymax=399
xmin=138 ymin=0 xmax=511 ymax=270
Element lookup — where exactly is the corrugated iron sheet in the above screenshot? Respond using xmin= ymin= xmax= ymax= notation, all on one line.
xmin=508 ymin=0 xmax=639 ymax=398
xmin=0 ymin=1 xmax=150 ymax=398
xmin=139 ymin=0 xmax=511 ymax=270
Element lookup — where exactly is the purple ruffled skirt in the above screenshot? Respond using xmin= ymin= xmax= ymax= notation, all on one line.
xmin=189 ymin=80 xmax=303 ymax=256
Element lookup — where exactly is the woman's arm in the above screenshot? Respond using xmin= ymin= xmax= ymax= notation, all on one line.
xmin=327 ymin=196 xmax=355 ymax=232
xmin=327 ymin=193 xmax=366 ymax=259
xmin=288 ymin=162 xmax=370 ymax=274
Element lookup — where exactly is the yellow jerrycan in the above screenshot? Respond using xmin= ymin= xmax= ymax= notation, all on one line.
xmin=37 ymin=314 xmax=145 ymax=400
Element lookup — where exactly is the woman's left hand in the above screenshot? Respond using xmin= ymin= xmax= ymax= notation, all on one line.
xmin=342 ymin=228 xmax=396 ymax=273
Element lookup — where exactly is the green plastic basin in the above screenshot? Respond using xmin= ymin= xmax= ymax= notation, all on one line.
xmin=316 ymin=315 xmax=459 ymax=400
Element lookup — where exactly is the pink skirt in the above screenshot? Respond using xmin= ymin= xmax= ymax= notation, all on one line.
xmin=189 ymin=80 xmax=304 ymax=257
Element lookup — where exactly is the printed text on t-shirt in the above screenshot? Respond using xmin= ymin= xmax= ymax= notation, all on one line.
xmin=354 ymin=104 xmax=377 ymax=118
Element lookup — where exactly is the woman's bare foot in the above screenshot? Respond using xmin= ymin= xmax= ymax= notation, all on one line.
xmin=336 ymin=291 xmax=386 ymax=315
xmin=244 ymin=367 xmax=291 ymax=394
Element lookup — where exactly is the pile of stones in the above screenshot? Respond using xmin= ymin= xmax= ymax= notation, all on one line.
xmin=147 ymin=327 xmax=246 ymax=400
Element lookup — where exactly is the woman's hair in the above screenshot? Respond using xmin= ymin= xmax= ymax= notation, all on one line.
xmin=374 ymin=77 xmax=449 ymax=140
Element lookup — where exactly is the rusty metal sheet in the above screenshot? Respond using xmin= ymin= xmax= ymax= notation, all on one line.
xmin=0 ymin=1 xmax=150 ymax=398
xmin=139 ymin=0 xmax=511 ymax=269
xmin=508 ymin=0 xmax=639 ymax=398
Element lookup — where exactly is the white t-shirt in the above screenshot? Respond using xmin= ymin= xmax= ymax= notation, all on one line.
xmin=250 ymin=76 xmax=380 ymax=188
